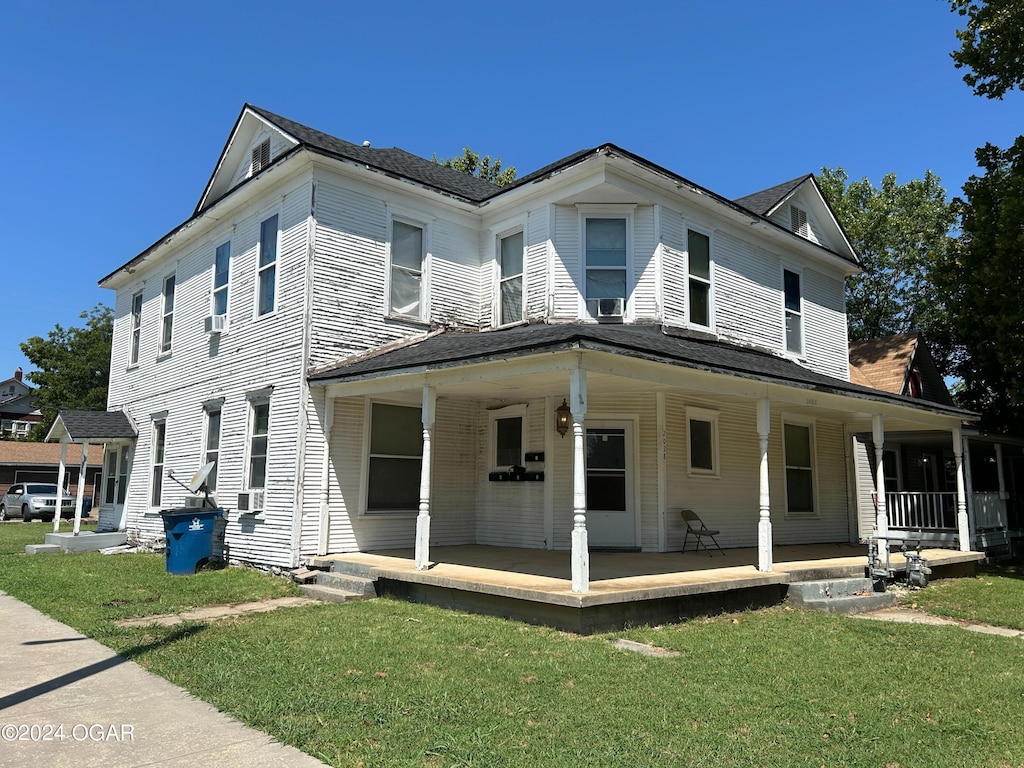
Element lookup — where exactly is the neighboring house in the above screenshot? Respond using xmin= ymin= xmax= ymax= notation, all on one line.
xmin=0 ymin=368 xmax=41 ymax=439
xmin=850 ymin=332 xmax=1022 ymax=557
xmin=0 ymin=440 xmax=103 ymax=509
xmin=75 ymin=105 xmax=978 ymax=591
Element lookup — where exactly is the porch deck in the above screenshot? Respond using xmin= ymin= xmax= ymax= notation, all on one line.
xmin=311 ymin=544 xmax=984 ymax=633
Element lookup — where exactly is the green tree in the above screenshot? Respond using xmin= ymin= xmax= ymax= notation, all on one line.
xmin=19 ymin=304 xmax=113 ymax=439
xmin=433 ymin=147 xmax=517 ymax=186
xmin=933 ymin=138 xmax=1024 ymax=432
xmin=818 ymin=167 xmax=957 ymax=362
xmin=950 ymin=0 xmax=1024 ymax=99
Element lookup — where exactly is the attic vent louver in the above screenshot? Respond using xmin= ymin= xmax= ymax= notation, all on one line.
xmin=251 ymin=139 xmax=271 ymax=176
xmin=789 ymin=205 xmax=808 ymax=237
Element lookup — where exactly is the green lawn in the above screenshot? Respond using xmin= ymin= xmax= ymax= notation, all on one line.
xmin=2 ymin=525 xmax=1023 ymax=767
xmin=904 ymin=564 xmax=1024 ymax=630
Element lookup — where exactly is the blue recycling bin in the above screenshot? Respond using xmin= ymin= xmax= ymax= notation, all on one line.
xmin=160 ymin=508 xmax=223 ymax=575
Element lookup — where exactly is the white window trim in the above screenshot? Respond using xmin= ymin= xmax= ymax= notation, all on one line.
xmin=489 ymin=404 xmax=527 ymax=471
xmin=211 ymin=238 xmax=232 ymax=322
xmin=245 ymin=397 xmax=271 ymax=493
xmin=384 ymin=210 xmax=431 ymax=324
xmin=494 ymin=226 xmax=526 ymax=328
xmin=782 ymin=266 xmax=805 ymax=358
xmin=782 ymin=416 xmax=818 ymax=519
xmin=577 ymin=206 xmax=635 ymax=322
xmin=255 ymin=208 xmax=281 ymax=319
xmin=150 ymin=416 xmax=167 ymax=508
xmin=686 ymin=406 xmax=720 ymax=477
xmin=882 ymin=447 xmax=902 ymax=492
xmin=202 ymin=400 xmax=224 ymax=492
xmin=159 ymin=274 xmax=175 ymax=356
xmin=360 ymin=398 xmax=423 ymax=516
xmin=129 ymin=289 xmax=144 ymax=367
xmin=685 ymin=225 xmax=715 ymax=331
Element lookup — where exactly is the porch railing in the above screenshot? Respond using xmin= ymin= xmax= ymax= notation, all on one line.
xmin=885 ymin=492 xmax=957 ymax=531
xmin=972 ymin=491 xmax=1007 ymax=530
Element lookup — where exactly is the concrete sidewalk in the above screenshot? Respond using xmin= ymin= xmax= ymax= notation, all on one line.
xmin=0 ymin=591 xmax=328 ymax=767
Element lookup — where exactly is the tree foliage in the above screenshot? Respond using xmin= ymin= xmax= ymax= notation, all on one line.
xmin=818 ymin=167 xmax=957 ymax=362
xmin=950 ymin=0 xmax=1024 ymax=99
xmin=19 ymin=304 xmax=113 ymax=439
xmin=433 ymin=147 xmax=517 ymax=186
xmin=932 ymin=138 xmax=1024 ymax=431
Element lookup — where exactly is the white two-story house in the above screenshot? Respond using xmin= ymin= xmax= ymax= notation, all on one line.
xmin=89 ymin=104 xmax=975 ymax=591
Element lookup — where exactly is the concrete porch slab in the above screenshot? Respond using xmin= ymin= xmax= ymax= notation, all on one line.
xmin=43 ymin=531 xmax=128 ymax=553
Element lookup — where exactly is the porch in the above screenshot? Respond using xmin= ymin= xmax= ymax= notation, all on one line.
xmin=310 ymin=543 xmax=983 ymax=633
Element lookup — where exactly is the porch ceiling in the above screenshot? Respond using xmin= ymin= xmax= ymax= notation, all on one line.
xmin=310 ymin=324 xmax=973 ymax=431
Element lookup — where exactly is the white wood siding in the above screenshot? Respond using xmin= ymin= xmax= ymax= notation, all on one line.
xmin=551 ymin=205 xmax=580 ymax=318
xmin=108 ymin=177 xmax=313 ymax=568
xmin=661 ymin=211 xmax=686 ymax=326
xmin=631 ymin=206 xmax=658 ymax=321
xmin=713 ymin=231 xmax=783 ymax=350
xmin=802 ymin=267 xmax=850 ymax=379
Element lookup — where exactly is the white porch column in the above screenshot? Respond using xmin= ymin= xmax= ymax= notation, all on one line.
xmin=953 ymin=425 xmax=970 ymax=551
xmin=996 ymin=442 xmax=1007 ymax=500
xmin=52 ymin=442 xmax=68 ymax=533
xmin=872 ymin=414 xmax=888 ymax=560
xmin=570 ymin=368 xmax=589 ymax=594
xmin=415 ymin=386 xmax=436 ymax=570
xmin=964 ymin=436 xmax=976 ymax=541
xmin=72 ymin=443 xmax=89 ymax=535
xmin=317 ymin=396 xmax=335 ymax=556
xmin=757 ymin=398 xmax=772 ymax=572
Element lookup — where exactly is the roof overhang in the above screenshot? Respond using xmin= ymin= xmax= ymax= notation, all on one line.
xmin=47 ymin=409 xmax=138 ymax=444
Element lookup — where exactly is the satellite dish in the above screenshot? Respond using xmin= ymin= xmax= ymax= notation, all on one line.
xmin=188 ymin=461 xmax=216 ymax=493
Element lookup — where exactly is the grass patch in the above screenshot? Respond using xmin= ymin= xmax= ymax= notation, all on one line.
xmin=2 ymin=522 xmax=1023 ymax=767
xmin=903 ymin=564 xmax=1024 ymax=631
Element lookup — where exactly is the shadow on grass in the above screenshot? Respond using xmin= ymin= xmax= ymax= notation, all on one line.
xmin=979 ymin=563 xmax=1024 ymax=581
xmin=0 ymin=624 xmax=205 ymax=710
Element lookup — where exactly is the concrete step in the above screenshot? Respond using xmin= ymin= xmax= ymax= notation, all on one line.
xmin=788 ymin=577 xmax=895 ymax=615
xmin=329 ymin=559 xmax=377 ymax=579
xmin=297 ymin=583 xmax=364 ymax=604
xmin=315 ymin=570 xmax=378 ymax=599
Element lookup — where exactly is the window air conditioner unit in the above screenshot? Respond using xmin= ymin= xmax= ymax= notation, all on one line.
xmin=204 ymin=314 xmax=228 ymax=334
xmin=237 ymin=489 xmax=265 ymax=513
xmin=589 ymin=297 xmax=624 ymax=322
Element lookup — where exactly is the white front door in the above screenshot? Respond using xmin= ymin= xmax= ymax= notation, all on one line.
xmin=585 ymin=422 xmax=636 ymax=548
xmin=102 ymin=445 xmax=132 ymax=530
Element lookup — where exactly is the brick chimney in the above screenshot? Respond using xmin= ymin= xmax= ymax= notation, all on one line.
xmin=14 ymin=367 xmax=22 ymax=382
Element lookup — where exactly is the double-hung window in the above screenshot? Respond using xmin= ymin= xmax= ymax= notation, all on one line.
xmin=366 ymin=402 xmax=422 ymax=512
xmin=129 ymin=291 xmax=143 ymax=365
xmin=248 ymin=400 xmax=270 ymax=490
xmin=784 ymin=269 xmax=803 ymax=355
xmin=389 ymin=219 xmax=426 ymax=320
xmin=151 ymin=418 xmax=166 ymax=507
xmin=497 ymin=230 xmax=524 ymax=327
xmin=160 ymin=275 xmax=175 ymax=354
xmin=687 ymin=229 xmax=713 ymax=329
xmin=257 ymin=214 xmax=278 ymax=317
xmin=784 ymin=421 xmax=815 ymax=517
xmin=687 ymin=407 xmax=719 ymax=475
xmin=584 ymin=217 xmax=627 ymax=317
xmin=204 ymin=405 xmax=222 ymax=491
xmin=213 ymin=241 xmax=230 ymax=317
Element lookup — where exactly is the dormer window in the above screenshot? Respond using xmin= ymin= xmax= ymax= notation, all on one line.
xmin=251 ymin=139 xmax=271 ymax=175
xmin=789 ymin=205 xmax=809 ymax=237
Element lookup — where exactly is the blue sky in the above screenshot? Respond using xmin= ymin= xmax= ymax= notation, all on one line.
xmin=2 ymin=0 xmax=1020 ymax=383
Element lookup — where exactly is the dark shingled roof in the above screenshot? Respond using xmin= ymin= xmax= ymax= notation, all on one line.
xmin=248 ymin=105 xmax=504 ymax=204
xmin=733 ymin=175 xmax=813 ymax=216
xmin=309 ymin=323 xmax=973 ymax=419
xmin=53 ymin=410 xmax=137 ymax=441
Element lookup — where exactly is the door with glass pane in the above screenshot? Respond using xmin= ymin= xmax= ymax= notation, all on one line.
xmin=102 ymin=444 xmax=131 ymax=529
xmin=585 ymin=422 xmax=636 ymax=548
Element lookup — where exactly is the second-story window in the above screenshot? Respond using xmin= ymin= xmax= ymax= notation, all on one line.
xmin=129 ymin=291 xmax=143 ymax=365
xmin=784 ymin=269 xmax=803 ymax=355
xmin=687 ymin=229 xmax=712 ymax=329
xmin=160 ymin=275 xmax=175 ymax=354
xmin=498 ymin=230 xmax=524 ymax=326
xmin=389 ymin=219 xmax=425 ymax=320
xmin=213 ymin=241 xmax=230 ymax=317
xmin=585 ymin=217 xmax=627 ymax=317
xmin=257 ymin=214 xmax=278 ymax=316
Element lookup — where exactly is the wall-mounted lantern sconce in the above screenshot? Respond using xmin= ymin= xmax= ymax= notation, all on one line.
xmin=555 ymin=398 xmax=571 ymax=438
